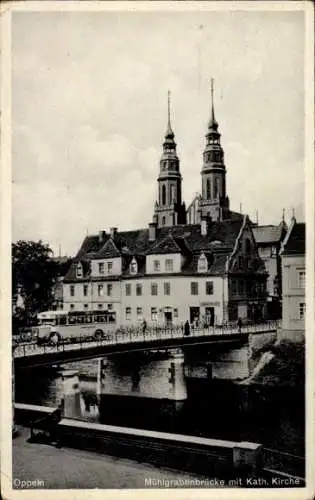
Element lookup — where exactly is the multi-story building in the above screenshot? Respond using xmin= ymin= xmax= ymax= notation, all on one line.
xmin=252 ymin=220 xmax=287 ymax=318
xmin=280 ymin=218 xmax=305 ymax=340
xmin=63 ymin=85 xmax=268 ymax=325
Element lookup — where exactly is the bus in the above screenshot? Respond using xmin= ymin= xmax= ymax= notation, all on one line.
xmin=36 ymin=309 xmax=116 ymax=344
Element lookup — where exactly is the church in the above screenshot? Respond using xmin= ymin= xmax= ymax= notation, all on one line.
xmin=63 ymin=84 xmax=270 ymax=327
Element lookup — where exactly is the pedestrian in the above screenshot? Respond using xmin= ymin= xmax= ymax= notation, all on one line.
xmin=237 ymin=317 xmax=242 ymax=333
xmin=142 ymin=319 xmax=147 ymax=335
xmin=184 ymin=320 xmax=190 ymax=336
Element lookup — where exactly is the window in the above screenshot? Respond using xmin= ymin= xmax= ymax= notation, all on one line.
xmin=107 ymin=304 xmax=113 ymax=311
xmin=153 ymin=260 xmax=160 ymax=272
xmin=298 ymin=271 xmax=305 ymax=289
xmin=151 ymin=283 xmax=158 ymax=296
xmin=98 ymin=284 xmax=104 ymax=296
xmin=299 ymin=303 xmax=306 ymax=320
xmin=170 ymin=185 xmax=175 ymax=203
xmin=125 ymin=307 xmax=131 ymax=320
xmin=164 ymin=282 xmax=171 ymax=295
xmin=174 ymin=308 xmax=178 ymax=318
xmin=238 ymin=280 xmax=244 ymax=296
xmin=98 ymin=262 xmax=104 ymax=274
xmin=206 ymin=179 xmax=211 ymax=199
xmin=70 ymin=304 xmax=75 ymax=310
xmin=151 ymin=307 xmax=158 ymax=321
xmin=162 ymin=185 xmax=166 ymax=205
xmin=206 ymin=281 xmax=214 ymax=295
xmin=162 ymin=216 xmax=166 ymax=226
xmin=84 ymin=304 xmax=88 ymax=310
xmin=238 ymin=256 xmax=244 ymax=270
xmin=198 ymin=253 xmax=208 ymax=273
xmin=98 ymin=303 xmax=103 ymax=309
xmin=107 ymin=262 xmax=113 ymax=274
xmin=270 ymin=246 xmax=277 ymax=257
xmin=107 ymin=284 xmax=113 ymax=296
xmin=83 ymin=284 xmax=88 ymax=296
xmin=130 ymin=258 xmax=138 ymax=274
xmin=165 ymin=259 xmax=173 ymax=272
xmin=136 ymin=284 xmax=142 ymax=296
xmin=125 ymin=283 xmax=131 ymax=296
xmin=191 ymin=282 xmax=198 ymax=295
xmin=70 ymin=285 xmax=75 ymax=297
xmin=137 ymin=307 xmax=143 ymax=319
xmin=76 ymin=263 xmax=83 ymax=278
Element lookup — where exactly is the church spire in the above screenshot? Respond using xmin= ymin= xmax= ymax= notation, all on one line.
xmin=208 ymin=78 xmax=218 ymax=131
xmin=165 ymin=90 xmax=174 ymax=138
xmin=153 ymin=91 xmax=186 ymax=227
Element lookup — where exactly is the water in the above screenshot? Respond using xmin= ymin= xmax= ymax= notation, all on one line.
xmin=15 ymin=357 xmax=304 ymax=456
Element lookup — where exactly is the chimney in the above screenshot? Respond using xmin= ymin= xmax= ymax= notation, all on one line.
xmin=110 ymin=227 xmax=118 ymax=238
xmin=201 ymin=215 xmax=211 ymax=236
xmin=98 ymin=230 xmax=106 ymax=243
xmin=148 ymin=222 xmax=157 ymax=242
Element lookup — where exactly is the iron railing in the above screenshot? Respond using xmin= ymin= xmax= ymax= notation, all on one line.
xmin=262 ymin=447 xmax=305 ymax=480
xmin=12 ymin=320 xmax=280 ymax=359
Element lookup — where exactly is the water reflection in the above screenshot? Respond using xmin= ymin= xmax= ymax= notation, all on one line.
xmin=15 ymin=359 xmax=304 ymax=456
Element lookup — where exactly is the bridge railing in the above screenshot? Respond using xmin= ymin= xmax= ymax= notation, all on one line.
xmin=12 ymin=320 xmax=280 ymax=359
xmin=262 ymin=447 xmax=305 ymax=480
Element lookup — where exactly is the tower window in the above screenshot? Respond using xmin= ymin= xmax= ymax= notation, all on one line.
xmin=206 ymin=179 xmax=211 ymax=200
xmin=170 ymin=185 xmax=175 ymax=203
xmin=162 ymin=185 xmax=166 ymax=205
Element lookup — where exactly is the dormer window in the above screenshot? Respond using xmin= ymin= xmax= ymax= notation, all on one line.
xmin=76 ymin=262 xmax=83 ymax=278
xmin=198 ymin=252 xmax=208 ymax=273
xmin=129 ymin=257 xmax=138 ymax=275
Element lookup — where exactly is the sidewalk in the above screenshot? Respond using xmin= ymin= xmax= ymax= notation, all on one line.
xmin=12 ymin=427 xmax=208 ymax=489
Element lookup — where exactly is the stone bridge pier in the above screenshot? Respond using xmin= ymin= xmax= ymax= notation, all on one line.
xmin=97 ymin=348 xmax=187 ymax=402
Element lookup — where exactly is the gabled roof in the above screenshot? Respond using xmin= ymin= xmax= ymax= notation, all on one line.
xmin=64 ymin=218 xmax=248 ymax=281
xmin=253 ymin=224 xmax=285 ymax=244
xmin=146 ymin=233 xmax=186 ymax=256
xmin=281 ymin=221 xmax=305 ymax=255
xmin=93 ymin=238 xmax=121 ymax=259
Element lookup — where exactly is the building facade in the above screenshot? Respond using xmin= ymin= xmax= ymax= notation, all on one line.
xmin=280 ymin=218 xmax=305 ymax=340
xmin=63 ymin=86 xmax=268 ymax=326
xmin=252 ymin=220 xmax=287 ymax=318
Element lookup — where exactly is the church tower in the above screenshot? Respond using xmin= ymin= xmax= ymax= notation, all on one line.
xmin=199 ymin=79 xmax=230 ymax=221
xmin=154 ymin=91 xmax=186 ymax=227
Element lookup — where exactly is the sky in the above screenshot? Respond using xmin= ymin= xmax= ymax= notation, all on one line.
xmin=11 ymin=8 xmax=305 ymax=256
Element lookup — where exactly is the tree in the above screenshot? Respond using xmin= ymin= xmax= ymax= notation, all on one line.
xmin=12 ymin=240 xmax=59 ymax=326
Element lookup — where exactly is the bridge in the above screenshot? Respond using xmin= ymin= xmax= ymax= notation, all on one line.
xmin=13 ymin=321 xmax=279 ymax=369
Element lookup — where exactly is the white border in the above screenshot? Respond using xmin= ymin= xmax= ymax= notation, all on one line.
xmin=1 ymin=2 xmax=314 ymax=499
